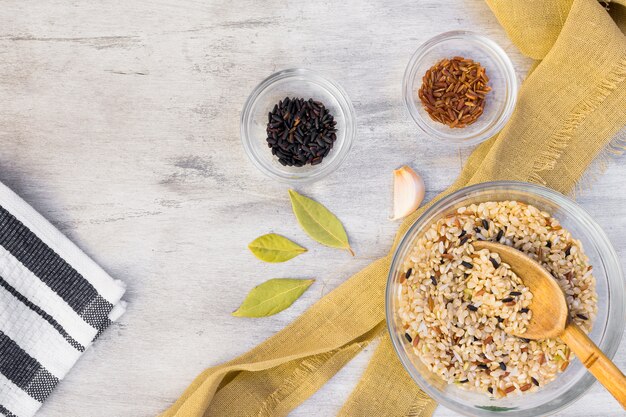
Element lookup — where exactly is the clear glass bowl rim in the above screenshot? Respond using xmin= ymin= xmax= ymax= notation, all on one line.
xmin=402 ymin=30 xmax=519 ymax=146
xmin=240 ymin=68 xmax=356 ymax=184
xmin=385 ymin=181 xmax=625 ymax=417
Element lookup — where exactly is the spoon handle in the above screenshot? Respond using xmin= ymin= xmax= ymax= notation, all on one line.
xmin=560 ymin=323 xmax=626 ymax=409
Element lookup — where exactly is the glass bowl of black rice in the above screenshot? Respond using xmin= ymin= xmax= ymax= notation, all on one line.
xmin=241 ymin=68 xmax=356 ymax=184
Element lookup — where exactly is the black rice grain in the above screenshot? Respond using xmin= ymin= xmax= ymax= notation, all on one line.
xmin=489 ymin=257 xmax=500 ymax=269
xmin=468 ymin=304 xmax=478 ymax=311
xmin=531 ymin=377 xmax=539 ymax=386
xmin=431 ymin=276 xmax=438 ymax=285
xmin=495 ymin=229 xmax=504 ymax=242
xmin=461 ymin=261 xmax=473 ymax=269
xmin=405 ymin=333 xmax=412 ymax=343
xmin=499 ymin=362 xmax=507 ymax=371
xmin=576 ymin=313 xmax=588 ymax=320
xmin=405 ymin=268 xmax=413 ymax=279
xmin=510 ymin=291 xmax=522 ymax=296
xmin=266 ymin=97 xmax=337 ymax=167
xmin=501 ymin=297 xmax=514 ymax=303
xmin=481 ymin=219 xmax=489 ymax=230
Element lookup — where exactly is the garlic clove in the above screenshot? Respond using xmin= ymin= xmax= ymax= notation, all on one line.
xmin=391 ymin=166 xmax=425 ymax=220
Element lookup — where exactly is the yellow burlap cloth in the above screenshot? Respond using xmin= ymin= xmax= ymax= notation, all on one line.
xmin=160 ymin=0 xmax=626 ymax=415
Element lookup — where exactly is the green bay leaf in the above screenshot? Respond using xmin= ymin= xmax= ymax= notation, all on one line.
xmin=248 ymin=233 xmax=307 ymax=263
xmin=288 ymin=189 xmax=354 ymax=255
xmin=232 ymin=278 xmax=314 ymax=318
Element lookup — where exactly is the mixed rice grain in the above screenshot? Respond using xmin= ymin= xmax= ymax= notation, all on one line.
xmin=397 ymin=200 xmax=597 ymax=397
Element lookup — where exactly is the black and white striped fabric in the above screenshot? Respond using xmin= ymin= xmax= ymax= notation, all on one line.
xmin=0 ymin=183 xmax=126 ymax=417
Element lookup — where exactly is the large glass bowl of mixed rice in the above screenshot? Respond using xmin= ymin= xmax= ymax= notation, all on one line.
xmin=386 ymin=181 xmax=625 ymax=417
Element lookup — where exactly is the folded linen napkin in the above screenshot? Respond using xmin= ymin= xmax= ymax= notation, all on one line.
xmin=0 ymin=182 xmax=126 ymax=417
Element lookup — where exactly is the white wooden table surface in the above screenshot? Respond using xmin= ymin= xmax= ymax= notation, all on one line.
xmin=1 ymin=1 xmax=625 ymax=416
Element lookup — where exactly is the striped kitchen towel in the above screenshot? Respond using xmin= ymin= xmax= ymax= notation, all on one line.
xmin=0 ymin=182 xmax=126 ymax=417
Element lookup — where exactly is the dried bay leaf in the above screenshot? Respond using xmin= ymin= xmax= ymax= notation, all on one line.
xmin=248 ymin=233 xmax=307 ymax=263
xmin=288 ymin=189 xmax=354 ymax=255
xmin=232 ymin=278 xmax=315 ymax=318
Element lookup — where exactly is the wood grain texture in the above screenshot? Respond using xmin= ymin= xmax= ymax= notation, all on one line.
xmin=560 ymin=323 xmax=626 ymax=409
xmin=0 ymin=1 xmax=624 ymax=416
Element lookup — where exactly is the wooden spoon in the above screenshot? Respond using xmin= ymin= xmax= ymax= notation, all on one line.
xmin=473 ymin=241 xmax=626 ymax=409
